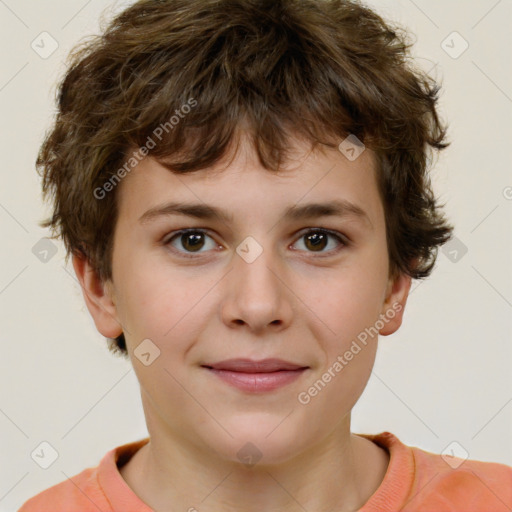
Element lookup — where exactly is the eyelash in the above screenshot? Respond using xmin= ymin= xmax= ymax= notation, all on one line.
xmin=162 ymin=228 xmax=349 ymax=259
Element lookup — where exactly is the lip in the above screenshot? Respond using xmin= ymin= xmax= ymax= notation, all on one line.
xmin=204 ymin=358 xmax=307 ymax=372
xmin=202 ymin=358 xmax=309 ymax=393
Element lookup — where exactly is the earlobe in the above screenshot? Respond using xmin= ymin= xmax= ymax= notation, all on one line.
xmin=379 ymin=271 xmax=412 ymax=336
xmin=71 ymin=253 xmax=124 ymax=339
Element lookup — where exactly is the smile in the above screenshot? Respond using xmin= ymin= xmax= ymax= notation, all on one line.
xmin=201 ymin=357 xmax=309 ymax=392
xmin=202 ymin=366 xmax=308 ymax=392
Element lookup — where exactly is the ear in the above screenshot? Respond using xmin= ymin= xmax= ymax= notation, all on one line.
xmin=71 ymin=252 xmax=124 ymax=339
xmin=379 ymin=270 xmax=412 ymax=336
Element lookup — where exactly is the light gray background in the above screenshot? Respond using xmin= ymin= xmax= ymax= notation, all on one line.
xmin=1 ymin=0 xmax=511 ymax=510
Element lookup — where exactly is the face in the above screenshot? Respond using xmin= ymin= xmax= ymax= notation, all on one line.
xmin=76 ymin=134 xmax=410 ymax=465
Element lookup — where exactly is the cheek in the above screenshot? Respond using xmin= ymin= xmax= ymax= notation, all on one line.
xmin=116 ymin=258 xmax=218 ymax=353
xmin=310 ymin=258 xmax=388 ymax=345
xmin=117 ymin=274 xmax=172 ymax=338
xmin=300 ymin=281 xmax=382 ymax=414
xmin=319 ymin=290 xmax=382 ymax=375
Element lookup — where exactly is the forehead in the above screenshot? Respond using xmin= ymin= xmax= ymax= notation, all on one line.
xmin=115 ymin=136 xmax=383 ymax=231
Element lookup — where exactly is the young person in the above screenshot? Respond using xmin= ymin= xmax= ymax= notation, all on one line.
xmin=19 ymin=0 xmax=512 ymax=510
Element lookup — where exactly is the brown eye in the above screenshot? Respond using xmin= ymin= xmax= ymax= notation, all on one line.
xmin=293 ymin=229 xmax=347 ymax=255
xmin=165 ymin=229 xmax=217 ymax=256
xmin=304 ymin=231 xmax=328 ymax=252
xmin=180 ymin=232 xmax=205 ymax=252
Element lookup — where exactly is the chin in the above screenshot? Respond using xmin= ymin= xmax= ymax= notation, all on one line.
xmin=205 ymin=415 xmax=311 ymax=467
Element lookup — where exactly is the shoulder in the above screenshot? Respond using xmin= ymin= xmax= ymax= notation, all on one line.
xmin=17 ymin=466 xmax=107 ymax=512
xmin=408 ymin=441 xmax=512 ymax=511
xmin=17 ymin=438 xmax=150 ymax=512
xmin=361 ymin=431 xmax=512 ymax=512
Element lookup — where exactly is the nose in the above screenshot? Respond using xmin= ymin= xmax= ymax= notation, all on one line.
xmin=221 ymin=242 xmax=294 ymax=334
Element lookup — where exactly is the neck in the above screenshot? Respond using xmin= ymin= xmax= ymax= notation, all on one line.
xmin=120 ymin=417 xmax=389 ymax=512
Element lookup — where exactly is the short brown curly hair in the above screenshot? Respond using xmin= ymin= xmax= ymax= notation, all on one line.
xmin=37 ymin=0 xmax=453 ymax=357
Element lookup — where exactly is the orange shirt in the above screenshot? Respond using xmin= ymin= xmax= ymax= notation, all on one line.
xmin=18 ymin=431 xmax=512 ymax=511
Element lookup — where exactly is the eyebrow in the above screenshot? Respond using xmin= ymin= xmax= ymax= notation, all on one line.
xmin=138 ymin=199 xmax=373 ymax=229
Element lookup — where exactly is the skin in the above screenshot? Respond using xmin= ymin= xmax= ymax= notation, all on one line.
xmin=73 ymin=133 xmax=411 ymax=512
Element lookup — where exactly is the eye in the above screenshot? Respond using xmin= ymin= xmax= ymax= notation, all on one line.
xmin=164 ymin=229 xmax=218 ymax=257
xmin=292 ymin=228 xmax=347 ymax=255
xmin=163 ymin=227 xmax=348 ymax=259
